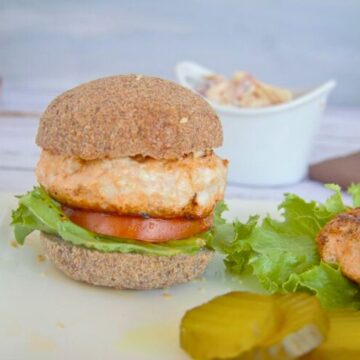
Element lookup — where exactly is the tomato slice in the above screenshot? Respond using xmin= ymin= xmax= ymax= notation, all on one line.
xmin=63 ymin=207 xmax=213 ymax=243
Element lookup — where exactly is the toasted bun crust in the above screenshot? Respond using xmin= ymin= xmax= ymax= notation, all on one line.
xmin=41 ymin=233 xmax=214 ymax=290
xmin=36 ymin=75 xmax=223 ymax=160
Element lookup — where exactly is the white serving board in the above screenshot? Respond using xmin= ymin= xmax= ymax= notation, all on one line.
xmin=0 ymin=194 xmax=277 ymax=360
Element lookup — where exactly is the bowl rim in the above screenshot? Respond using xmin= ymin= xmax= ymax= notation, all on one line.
xmin=175 ymin=61 xmax=336 ymax=116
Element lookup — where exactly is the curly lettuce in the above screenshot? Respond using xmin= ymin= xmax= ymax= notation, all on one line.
xmin=11 ymin=187 xmax=227 ymax=256
xmin=219 ymin=184 xmax=360 ymax=309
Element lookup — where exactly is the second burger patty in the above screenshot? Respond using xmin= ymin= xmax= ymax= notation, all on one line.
xmin=36 ymin=150 xmax=228 ymax=219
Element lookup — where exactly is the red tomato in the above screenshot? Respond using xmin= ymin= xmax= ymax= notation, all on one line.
xmin=63 ymin=207 xmax=213 ymax=242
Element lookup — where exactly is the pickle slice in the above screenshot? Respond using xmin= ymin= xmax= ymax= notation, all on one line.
xmin=252 ymin=293 xmax=329 ymax=359
xmin=180 ymin=292 xmax=282 ymax=359
xmin=180 ymin=292 xmax=329 ymax=360
xmin=304 ymin=309 xmax=360 ymax=360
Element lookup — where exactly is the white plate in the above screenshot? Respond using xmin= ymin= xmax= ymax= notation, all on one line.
xmin=0 ymin=194 xmax=277 ymax=360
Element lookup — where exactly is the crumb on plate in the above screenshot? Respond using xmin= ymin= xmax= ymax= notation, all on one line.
xmin=37 ymin=254 xmax=46 ymax=263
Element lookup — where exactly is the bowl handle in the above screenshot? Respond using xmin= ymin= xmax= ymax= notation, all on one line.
xmin=175 ymin=61 xmax=214 ymax=88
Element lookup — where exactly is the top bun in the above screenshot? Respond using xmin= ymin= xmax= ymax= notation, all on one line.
xmin=36 ymin=75 xmax=223 ymax=160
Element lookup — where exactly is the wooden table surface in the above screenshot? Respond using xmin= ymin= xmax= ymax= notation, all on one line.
xmin=0 ymin=91 xmax=359 ymax=202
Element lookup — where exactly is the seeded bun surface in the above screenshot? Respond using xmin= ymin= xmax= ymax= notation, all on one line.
xmin=41 ymin=233 xmax=214 ymax=290
xmin=36 ymin=75 xmax=222 ymax=160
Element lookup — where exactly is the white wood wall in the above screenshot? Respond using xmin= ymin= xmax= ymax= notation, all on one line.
xmin=1 ymin=0 xmax=360 ymax=106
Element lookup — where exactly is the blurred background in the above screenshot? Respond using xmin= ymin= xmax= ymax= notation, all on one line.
xmin=0 ymin=0 xmax=359 ymax=199
xmin=1 ymin=0 xmax=360 ymax=105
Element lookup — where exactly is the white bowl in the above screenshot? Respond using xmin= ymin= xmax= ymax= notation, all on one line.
xmin=175 ymin=61 xmax=336 ymax=186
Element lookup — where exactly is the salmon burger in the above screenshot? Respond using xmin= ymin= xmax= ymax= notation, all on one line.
xmin=12 ymin=75 xmax=228 ymax=289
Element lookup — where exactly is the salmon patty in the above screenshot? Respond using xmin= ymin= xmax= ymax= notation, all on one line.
xmin=36 ymin=150 xmax=228 ymax=218
xmin=317 ymin=208 xmax=360 ymax=284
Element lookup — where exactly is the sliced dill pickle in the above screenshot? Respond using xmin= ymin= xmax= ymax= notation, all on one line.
xmin=251 ymin=293 xmax=329 ymax=359
xmin=304 ymin=309 xmax=360 ymax=360
xmin=180 ymin=292 xmax=282 ymax=359
xmin=180 ymin=292 xmax=329 ymax=360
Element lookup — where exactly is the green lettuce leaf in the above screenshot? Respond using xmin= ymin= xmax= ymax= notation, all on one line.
xmin=205 ymin=201 xmax=236 ymax=253
xmin=284 ymin=262 xmax=360 ymax=309
xmin=11 ymin=187 xmax=229 ymax=256
xmin=221 ymin=184 xmax=360 ymax=309
xmin=348 ymin=183 xmax=360 ymax=207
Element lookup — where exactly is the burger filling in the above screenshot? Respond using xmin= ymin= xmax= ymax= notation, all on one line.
xmin=35 ymin=150 xmax=228 ymax=219
xmin=12 ymin=151 xmax=228 ymax=256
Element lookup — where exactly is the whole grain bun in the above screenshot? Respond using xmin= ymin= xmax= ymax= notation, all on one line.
xmin=36 ymin=75 xmax=222 ymax=160
xmin=41 ymin=233 xmax=214 ymax=290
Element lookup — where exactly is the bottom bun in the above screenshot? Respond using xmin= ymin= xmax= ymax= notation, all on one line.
xmin=41 ymin=232 xmax=214 ymax=290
